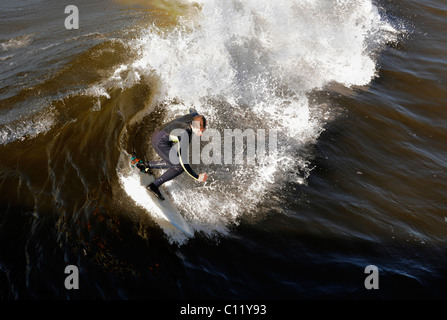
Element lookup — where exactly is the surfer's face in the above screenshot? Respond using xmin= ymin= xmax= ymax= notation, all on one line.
xmin=192 ymin=126 xmax=206 ymax=137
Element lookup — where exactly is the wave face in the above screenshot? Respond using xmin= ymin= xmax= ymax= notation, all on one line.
xmin=116 ymin=0 xmax=398 ymax=240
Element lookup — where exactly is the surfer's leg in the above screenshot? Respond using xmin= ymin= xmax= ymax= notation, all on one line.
xmin=146 ymin=160 xmax=170 ymax=169
xmin=145 ymin=131 xmax=175 ymax=169
xmin=152 ymin=165 xmax=184 ymax=188
xmin=151 ymin=131 xmax=175 ymax=164
xmin=148 ymin=130 xmax=185 ymax=188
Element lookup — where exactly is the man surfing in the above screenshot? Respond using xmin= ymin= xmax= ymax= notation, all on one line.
xmin=134 ymin=108 xmax=208 ymax=200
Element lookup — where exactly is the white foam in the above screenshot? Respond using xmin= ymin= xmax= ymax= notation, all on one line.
xmin=0 ymin=106 xmax=56 ymax=145
xmin=1 ymin=33 xmax=35 ymax=51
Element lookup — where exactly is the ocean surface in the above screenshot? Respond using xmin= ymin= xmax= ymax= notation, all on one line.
xmin=1 ymin=0 xmax=447 ymax=303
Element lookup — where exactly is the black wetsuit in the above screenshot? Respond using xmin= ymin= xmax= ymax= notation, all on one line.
xmin=148 ymin=109 xmax=200 ymax=188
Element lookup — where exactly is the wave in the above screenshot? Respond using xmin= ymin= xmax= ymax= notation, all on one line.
xmin=115 ymin=0 xmax=400 ymax=242
xmin=1 ymin=33 xmax=35 ymax=51
xmin=0 ymin=107 xmax=56 ymax=145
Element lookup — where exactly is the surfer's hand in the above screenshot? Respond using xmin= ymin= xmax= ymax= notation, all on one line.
xmin=198 ymin=173 xmax=208 ymax=182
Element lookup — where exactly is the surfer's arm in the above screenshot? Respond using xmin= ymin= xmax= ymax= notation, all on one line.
xmin=169 ymin=134 xmax=200 ymax=181
xmin=180 ymin=161 xmax=200 ymax=180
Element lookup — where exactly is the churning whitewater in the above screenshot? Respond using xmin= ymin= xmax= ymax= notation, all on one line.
xmin=115 ymin=0 xmax=398 ymax=243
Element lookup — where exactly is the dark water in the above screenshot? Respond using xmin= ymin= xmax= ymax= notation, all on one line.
xmin=1 ymin=0 xmax=447 ymax=305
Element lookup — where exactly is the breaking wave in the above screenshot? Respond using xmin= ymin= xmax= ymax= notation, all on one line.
xmin=116 ymin=0 xmax=399 ymax=242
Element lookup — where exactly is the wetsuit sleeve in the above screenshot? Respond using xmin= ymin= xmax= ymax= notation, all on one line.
xmin=170 ymin=134 xmax=200 ymax=180
xmin=180 ymin=161 xmax=200 ymax=180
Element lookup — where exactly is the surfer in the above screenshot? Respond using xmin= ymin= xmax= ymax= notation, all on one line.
xmin=139 ymin=108 xmax=208 ymax=200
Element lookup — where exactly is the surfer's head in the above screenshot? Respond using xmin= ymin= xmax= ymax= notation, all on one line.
xmin=191 ymin=115 xmax=207 ymax=136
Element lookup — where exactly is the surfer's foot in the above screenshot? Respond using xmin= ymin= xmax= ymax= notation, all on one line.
xmin=136 ymin=162 xmax=153 ymax=175
xmin=147 ymin=183 xmax=165 ymax=201
xmin=131 ymin=153 xmax=138 ymax=165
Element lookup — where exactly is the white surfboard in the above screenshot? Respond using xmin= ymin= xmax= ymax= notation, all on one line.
xmin=119 ymin=153 xmax=194 ymax=242
xmin=137 ymin=171 xmax=194 ymax=237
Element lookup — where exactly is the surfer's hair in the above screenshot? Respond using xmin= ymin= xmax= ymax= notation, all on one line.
xmin=192 ymin=115 xmax=207 ymax=129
